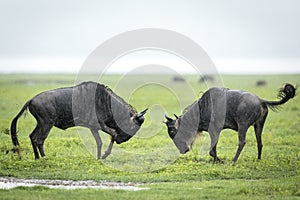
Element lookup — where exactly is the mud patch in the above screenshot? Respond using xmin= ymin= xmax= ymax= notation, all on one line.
xmin=0 ymin=177 xmax=149 ymax=191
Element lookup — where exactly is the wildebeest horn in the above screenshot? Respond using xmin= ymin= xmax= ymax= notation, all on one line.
xmin=165 ymin=113 xmax=173 ymax=121
xmin=174 ymin=114 xmax=179 ymax=119
xmin=136 ymin=108 xmax=148 ymax=118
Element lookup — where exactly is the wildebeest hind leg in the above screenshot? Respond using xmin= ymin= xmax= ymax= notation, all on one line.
xmin=30 ymin=123 xmax=52 ymax=159
xmin=29 ymin=126 xmax=41 ymax=159
xmin=90 ymin=129 xmax=102 ymax=160
xmin=37 ymin=124 xmax=53 ymax=158
xmin=254 ymin=116 xmax=266 ymax=160
xmin=254 ymin=124 xmax=263 ymax=160
xmin=233 ymin=125 xmax=249 ymax=162
xmin=253 ymin=109 xmax=267 ymax=160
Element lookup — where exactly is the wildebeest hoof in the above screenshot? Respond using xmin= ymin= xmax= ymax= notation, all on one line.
xmin=42 ymin=156 xmax=47 ymax=160
xmin=214 ymin=158 xmax=225 ymax=164
xmin=101 ymin=153 xmax=109 ymax=159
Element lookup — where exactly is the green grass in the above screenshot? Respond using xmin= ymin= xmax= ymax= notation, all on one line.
xmin=0 ymin=74 xmax=299 ymax=199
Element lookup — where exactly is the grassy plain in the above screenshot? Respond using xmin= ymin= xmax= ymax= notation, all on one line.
xmin=0 ymin=74 xmax=299 ymax=199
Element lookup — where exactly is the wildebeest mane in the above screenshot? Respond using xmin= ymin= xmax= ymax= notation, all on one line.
xmin=93 ymin=83 xmax=138 ymax=133
xmin=104 ymin=85 xmax=137 ymax=115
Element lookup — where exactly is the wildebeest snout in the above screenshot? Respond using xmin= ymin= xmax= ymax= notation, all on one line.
xmin=115 ymin=133 xmax=133 ymax=144
xmin=180 ymin=147 xmax=190 ymax=154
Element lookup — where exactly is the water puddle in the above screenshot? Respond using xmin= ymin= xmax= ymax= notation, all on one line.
xmin=0 ymin=177 xmax=149 ymax=191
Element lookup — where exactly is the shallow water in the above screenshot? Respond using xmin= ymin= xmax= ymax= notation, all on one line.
xmin=0 ymin=177 xmax=149 ymax=191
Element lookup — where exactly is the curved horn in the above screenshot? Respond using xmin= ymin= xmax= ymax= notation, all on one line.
xmin=165 ymin=113 xmax=173 ymax=122
xmin=174 ymin=114 xmax=179 ymax=119
xmin=136 ymin=108 xmax=148 ymax=118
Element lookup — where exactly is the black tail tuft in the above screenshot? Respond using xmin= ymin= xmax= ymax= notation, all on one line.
xmin=277 ymin=83 xmax=296 ymax=101
xmin=264 ymin=83 xmax=296 ymax=111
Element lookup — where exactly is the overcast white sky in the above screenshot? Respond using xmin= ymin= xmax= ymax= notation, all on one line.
xmin=0 ymin=0 xmax=300 ymax=74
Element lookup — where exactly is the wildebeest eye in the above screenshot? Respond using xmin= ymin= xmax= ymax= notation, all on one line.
xmin=168 ymin=127 xmax=177 ymax=139
xmin=133 ymin=115 xmax=144 ymax=126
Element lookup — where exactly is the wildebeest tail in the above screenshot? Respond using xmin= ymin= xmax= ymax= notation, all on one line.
xmin=10 ymin=100 xmax=30 ymax=146
xmin=263 ymin=83 xmax=296 ymax=110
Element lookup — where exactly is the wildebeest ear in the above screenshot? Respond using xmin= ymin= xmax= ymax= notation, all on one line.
xmin=165 ymin=113 xmax=173 ymax=122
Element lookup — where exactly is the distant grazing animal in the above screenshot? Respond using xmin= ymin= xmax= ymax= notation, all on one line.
xmin=164 ymin=84 xmax=296 ymax=163
xmin=256 ymin=80 xmax=267 ymax=87
xmin=199 ymin=75 xmax=214 ymax=83
xmin=173 ymin=76 xmax=185 ymax=82
xmin=11 ymin=81 xmax=147 ymax=160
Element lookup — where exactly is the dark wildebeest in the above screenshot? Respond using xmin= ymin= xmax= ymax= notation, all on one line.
xmin=256 ymin=80 xmax=267 ymax=87
xmin=164 ymin=83 xmax=296 ymax=163
xmin=11 ymin=81 xmax=147 ymax=160
xmin=173 ymin=76 xmax=185 ymax=82
xmin=199 ymin=75 xmax=214 ymax=83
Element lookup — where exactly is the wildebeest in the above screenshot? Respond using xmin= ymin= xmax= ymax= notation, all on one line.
xmin=173 ymin=76 xmax=185 ymax=82
xmin=256 ymin=80 xmax=267 ymax=87
xmin=199 ymin=75 xmax=214 ymax=83
xmin=164 ymin=83 xmax=296 ymax=163
xmin=11 ymin=81 xmax=147 ymax=160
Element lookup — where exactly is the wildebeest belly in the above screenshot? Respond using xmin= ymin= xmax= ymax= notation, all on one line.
xmin=54 ymin=114 xmax=75 ymax=130
xmin=44 ymin=89 xmax=72 ymax=129
xmin=52 ymin=103 xmax=75 ymax=129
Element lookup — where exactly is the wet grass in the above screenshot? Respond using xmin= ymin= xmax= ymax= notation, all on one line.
xmin=0 ymin=73 xmax=299 ymax=199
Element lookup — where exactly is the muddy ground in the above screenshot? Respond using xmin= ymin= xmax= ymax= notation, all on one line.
xmin=0 ymin=177 xmax=149 ymax=191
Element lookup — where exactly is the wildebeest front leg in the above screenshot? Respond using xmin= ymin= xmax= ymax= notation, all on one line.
xmin=90 ymin=129 xmax=102 ymax=160
xmin=102 ymin=137 xmax=114 ymax=159
xmin=208 ymin=130 xmax=222 ymax=163
xmin=101 ymin=123 xmax=118 ymax=139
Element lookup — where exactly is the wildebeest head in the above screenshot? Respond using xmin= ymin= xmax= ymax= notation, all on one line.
xmin=114 ymin=108 xmax=148 ymax=144
xmin=164 ymin=114 xmax=190 ymax=154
